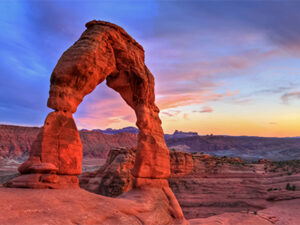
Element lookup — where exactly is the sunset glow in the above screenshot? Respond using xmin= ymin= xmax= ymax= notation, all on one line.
xmin=0 ymin=1 xmax=300 ymax=137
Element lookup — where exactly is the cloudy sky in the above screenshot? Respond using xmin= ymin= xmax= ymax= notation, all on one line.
xmin=0 ymin=0 xmax=299 ymax=137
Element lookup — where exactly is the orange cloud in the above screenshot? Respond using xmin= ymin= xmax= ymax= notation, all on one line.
xmin=193 ymin=106 xmax=213 ymax=113
xmin=157 ymin=90 xmax=238 ymax=110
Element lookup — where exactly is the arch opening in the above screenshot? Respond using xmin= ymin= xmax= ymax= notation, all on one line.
xmin=73 ymin=82 xmax=136 ymax=131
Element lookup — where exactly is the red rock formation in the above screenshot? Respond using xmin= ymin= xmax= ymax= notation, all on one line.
xmin=19 ymin=111 xmax=82 ymax=175
xmin=5 ymin=20 xmax=186 ymax=223
xmin=170 ymin=150 xmax=194 ymax=177
xmin=6 ymin=112 xmax=82 ymax=188
xmin=80 ymin=148 xmax=300 ymax=220
xmin=80 ymin=148 xmax=136 ymax=196
xmin=46 ymin=20 xmax=170 ymax=179
xmin=8 ymin=20 xmax=169 ymax=185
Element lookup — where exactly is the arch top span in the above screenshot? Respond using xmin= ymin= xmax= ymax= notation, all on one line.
xmin=47 ymin=20 xmax=148 ymax=114
xmin=85 ymin=20 xmax=144 ymax=51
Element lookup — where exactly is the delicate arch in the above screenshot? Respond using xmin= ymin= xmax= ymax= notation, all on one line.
xmin=47 ymin=20 xmax=170 ymax=179
xmin=7 ymin=21 xmax=170 ymax=189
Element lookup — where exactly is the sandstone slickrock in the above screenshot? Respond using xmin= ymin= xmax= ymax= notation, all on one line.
xmin=1 ymin=187 xmax=300 ymax=225
xmin=0 ymin=187 xmax=185 ymax=225
xmin=5 ymin=20 xmax=186 ymax=224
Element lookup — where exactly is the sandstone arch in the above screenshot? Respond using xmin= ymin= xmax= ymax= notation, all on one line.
xmin=5 ymin=21 xmax=187 ymax=223
xmin=7 ymin=21 xmax=170 ymax=188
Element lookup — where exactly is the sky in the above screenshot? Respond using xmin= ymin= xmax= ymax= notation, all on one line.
xmin=0 ymin=0 xmax=300 ymax=137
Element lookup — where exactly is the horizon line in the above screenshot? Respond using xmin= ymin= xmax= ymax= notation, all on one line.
xmin=0 ymin=122 xmax=299 ymax=139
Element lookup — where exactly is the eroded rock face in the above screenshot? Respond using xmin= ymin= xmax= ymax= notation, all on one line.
xmin=170 ymin=151 xmax=194 ymax=177
xmin=22 ymin=111 xmax=82 ymax=175
xmin=80 ymin=148 xmax=300 ymax=220
xmin=80 ymin=148 xmax=136 ymax=196
xmin=0 ymin=125 xmax=40 ymax=159
xmin=6 ymin=111 xmax=82 ymax=188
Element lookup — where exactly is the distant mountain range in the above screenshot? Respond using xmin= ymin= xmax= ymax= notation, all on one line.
xmin=84 ymin=126 xmax=139 ymax=135
xmin=83 ymin=127 xmax=199 ymax=139
xmin=1 ymin=125 xmax=300 ymax=161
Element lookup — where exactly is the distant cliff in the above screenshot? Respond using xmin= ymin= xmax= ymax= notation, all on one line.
xmin=0 ymin=125 xmax=137 ymax=159
xmin=0 ymin=125 xmax=40 ymax=159
xmin=1 ymin=124 xmax=300 ymax=161
xmin=166 ymin=135 xmax=300 ymax=161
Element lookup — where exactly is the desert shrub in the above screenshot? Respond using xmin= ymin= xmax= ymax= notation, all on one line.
xmin=286 ymin=183 xmax=296 ymax=191
xmin=271 ymin=160 xmax=300 ymax=173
